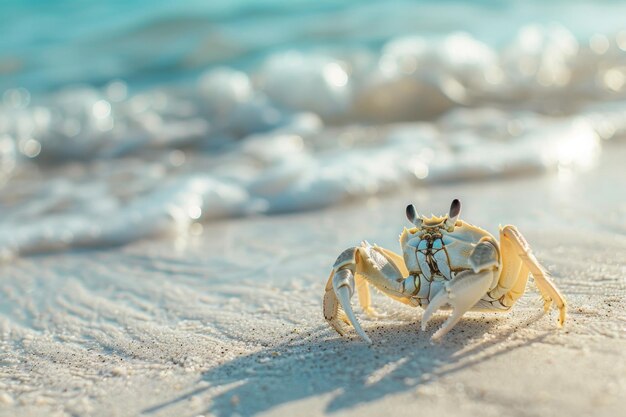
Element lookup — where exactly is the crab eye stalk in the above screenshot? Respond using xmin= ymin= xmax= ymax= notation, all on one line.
xmin=445 ymin=198 xmax=461 ymax=230
xmin=406 ymin=204 xmax=423 ymax=227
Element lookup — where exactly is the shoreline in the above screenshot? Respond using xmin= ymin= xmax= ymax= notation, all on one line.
xmin=1 ymin=144 xmax=625 ymax=417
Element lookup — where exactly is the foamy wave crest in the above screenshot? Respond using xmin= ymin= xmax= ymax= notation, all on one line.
xmin=1 ymin=25 xmax=625 ymax=256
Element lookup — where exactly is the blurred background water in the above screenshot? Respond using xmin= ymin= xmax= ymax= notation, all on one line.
xmin=1 ymin=0 xmax=626 ymax=258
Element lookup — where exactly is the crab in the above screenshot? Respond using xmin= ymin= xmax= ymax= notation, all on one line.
xmin=323 ymin=199 xmax=566 ymax=342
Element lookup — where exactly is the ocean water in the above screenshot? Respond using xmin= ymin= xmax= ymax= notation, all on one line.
xmin=1 ymin=0 xmax=626 ymax=258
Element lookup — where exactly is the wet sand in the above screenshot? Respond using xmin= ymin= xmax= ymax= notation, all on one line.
xmin=1 ymin=144 xmax=625 ymax=417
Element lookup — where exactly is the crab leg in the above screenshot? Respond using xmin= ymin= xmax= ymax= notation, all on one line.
xmin=323 ymin=247 xmax=373 ymax=343
xmin=421 ymin=240 xmax=499 ymax=341
xmin=333 ymin=269 xmax=372 ymax=343
xmin=501 ymin=225 xmax=567 ymax=325
xmin=323 ymin=243 xmax=413 ymax=343
xmin=481 ymin=228 xmax=530 ymax=309
xmin=355 ymin=275 xmax=378 ymax=317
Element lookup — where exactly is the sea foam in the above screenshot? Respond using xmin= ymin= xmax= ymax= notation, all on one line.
xmin=1 ymin=24 xmax=625 ymax=257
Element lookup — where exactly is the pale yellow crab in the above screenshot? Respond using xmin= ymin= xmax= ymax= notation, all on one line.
xmin=323 ymin=199 xmax=566 ymax=342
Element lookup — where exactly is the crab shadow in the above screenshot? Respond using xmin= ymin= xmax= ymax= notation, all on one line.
xmin=143 ymin=312 xmax=548 ymax=417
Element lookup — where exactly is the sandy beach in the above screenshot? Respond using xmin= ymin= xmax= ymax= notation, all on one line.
xmin=2 ymin=141 xmax=624 ymax=417
xmin=3 ymin=1 xmax=626 ymax=416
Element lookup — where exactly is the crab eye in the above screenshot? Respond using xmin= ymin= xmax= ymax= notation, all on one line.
xmin=449 ymin=199 xmax=461 ymax=219
xmin=445 ymin=199 xmax=461 ymax=230
xmin=405 ymin=204 xmax=423 ymax=227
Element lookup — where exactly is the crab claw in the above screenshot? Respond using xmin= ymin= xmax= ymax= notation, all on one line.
xmin=332 ymin=269 xmax=372 ymax=344
xmin=421 ymin=270 xmax=493 ymax=341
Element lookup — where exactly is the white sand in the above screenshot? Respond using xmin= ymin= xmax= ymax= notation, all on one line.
xmin=1 ymin=144 xmax=625 ymax=417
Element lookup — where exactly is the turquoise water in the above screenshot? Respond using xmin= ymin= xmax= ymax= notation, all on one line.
xmin=3 ymin=0 xmax=626 ymax=92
